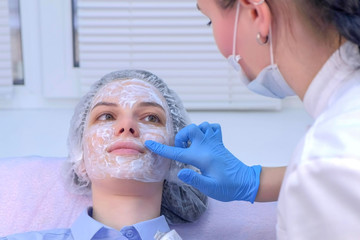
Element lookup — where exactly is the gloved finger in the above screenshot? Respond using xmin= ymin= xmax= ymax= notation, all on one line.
xmin=145 ymin=140 xmax=199 ymax=166
xmin=174 ymin=124 xmax=204 ymax=148
xmin=210 ymin=123 xmax=221 ymax=132
xmin=210 ymin=123 xmax=223 ymax=140
xmin=178 ymin=169 xmax=216 ymax=197
xmin=198 ymin=121 xmax=211 ymax=134
xmin=145 ymin=140 xmax=184 ymax=161
xmin=199 ymin=122 xmax=222 ymax=137
xmin=199 ymin=122 xmax=217 ymax=139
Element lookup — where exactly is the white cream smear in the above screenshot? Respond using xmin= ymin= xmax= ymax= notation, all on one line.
xmin=82 ymin=79 xmax=174 ymax=182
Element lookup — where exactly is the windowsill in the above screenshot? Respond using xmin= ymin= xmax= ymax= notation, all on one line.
xmin=0 ymin=85 xmax=79 ymax=110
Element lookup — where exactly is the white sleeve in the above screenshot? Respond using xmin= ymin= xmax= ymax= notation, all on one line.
xmin=281 ymin=158 xmax=360 ymax=240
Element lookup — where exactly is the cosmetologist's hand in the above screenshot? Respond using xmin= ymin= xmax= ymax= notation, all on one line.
xmin=145 ymin=122 xmax=262 ymax=202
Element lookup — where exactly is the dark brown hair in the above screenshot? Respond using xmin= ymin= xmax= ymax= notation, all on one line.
xmin=217 ymin=0 xmax=237 ymax=9
xmin=297 ymin=0 xmax=360 ymax=47
xmin=217 ymin=0 xmax=360 ymax=48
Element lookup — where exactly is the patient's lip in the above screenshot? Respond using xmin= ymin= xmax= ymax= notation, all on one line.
xmin=107 ymin=141 xmax=145 ymax=156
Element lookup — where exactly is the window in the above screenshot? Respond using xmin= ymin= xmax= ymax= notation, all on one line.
xmin=1 ymin=0 xmax=288 ymax=110
xmin=9 ymin=0 xmax=24 ymax=85
xmin=0 ymin=0 xmax=13 ymax=97
xmin=0 ymin=0 xmax=24 ymax=98
xmin=71 ymin=0 xmax=281 ymax=110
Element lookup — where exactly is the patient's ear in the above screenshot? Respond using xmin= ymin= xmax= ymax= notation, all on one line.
xmin=76 ymin=157 xmax=88 ymax=179
xmin=70 ymin=158 xmax=91 ymax=193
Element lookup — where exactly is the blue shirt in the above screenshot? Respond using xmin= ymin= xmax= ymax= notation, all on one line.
xmin=2 ymin=208 xmax=171 ymax=240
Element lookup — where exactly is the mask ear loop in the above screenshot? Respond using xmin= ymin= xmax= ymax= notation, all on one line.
xmin=232 ymin=2 xmax=241 ymax=62
xmin=269 ymin=25 xmax=275 ymax=66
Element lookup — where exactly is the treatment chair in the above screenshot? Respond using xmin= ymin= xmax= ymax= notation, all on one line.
xmin=0 ymin=156 xmax=277 ymax=239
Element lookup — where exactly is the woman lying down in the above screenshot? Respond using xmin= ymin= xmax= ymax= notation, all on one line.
xmin=3 ymin=70 xmax=207 ymax=240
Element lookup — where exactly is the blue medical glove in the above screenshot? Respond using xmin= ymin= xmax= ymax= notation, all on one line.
xmin=145 ymin=122 xmax=262 ymax=202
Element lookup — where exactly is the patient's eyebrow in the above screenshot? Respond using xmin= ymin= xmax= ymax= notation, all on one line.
xmin=91 ymin=102 xmax=118 ymax=111
xmin=137 ymin=102 xmax=165 ymax=112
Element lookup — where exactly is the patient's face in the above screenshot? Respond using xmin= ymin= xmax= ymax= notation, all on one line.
xmin=83 ymin=79 xmax=173 ymax=182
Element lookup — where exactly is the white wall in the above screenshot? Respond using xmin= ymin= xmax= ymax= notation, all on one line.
xmin=0 ymin=107 xmax=313 ymax=167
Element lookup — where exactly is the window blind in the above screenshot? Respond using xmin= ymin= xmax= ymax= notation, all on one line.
xmin=77 ymin=0 xmax=281 ymax=110
xmin=0 ymin=0 xmax=13 ymax=98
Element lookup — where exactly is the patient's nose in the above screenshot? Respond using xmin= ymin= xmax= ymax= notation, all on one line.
xmin=114 ymin=118 xmax=139 ymax=138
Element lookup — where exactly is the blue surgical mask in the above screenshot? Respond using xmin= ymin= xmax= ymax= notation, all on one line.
xmin=227 ymin=2 xmax=295 ymax=99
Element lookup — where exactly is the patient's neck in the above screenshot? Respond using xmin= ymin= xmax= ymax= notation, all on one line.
xmin=91 ymin=179 xmax=163 ymax=230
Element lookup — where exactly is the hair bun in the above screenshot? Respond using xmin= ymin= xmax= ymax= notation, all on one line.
xmin=326 ymin=0 xmax=360 ymax=47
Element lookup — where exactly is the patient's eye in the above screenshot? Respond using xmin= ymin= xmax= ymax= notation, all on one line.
xmin=144 ymin=114 xmax=161 ymax=124
xmin=97 ymin=113 xmax=115 ymax=121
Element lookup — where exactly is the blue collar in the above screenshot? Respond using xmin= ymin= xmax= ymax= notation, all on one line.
xmin=71 ymin=207 xmax=170 ymax=240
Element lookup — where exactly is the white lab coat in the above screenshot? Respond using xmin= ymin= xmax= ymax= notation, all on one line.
xmin=276 ymin=41 xmax=360 ymax=240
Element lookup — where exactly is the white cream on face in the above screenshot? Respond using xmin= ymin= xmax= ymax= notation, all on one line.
xmin=82 ymin=79 xmax=174 ymax=182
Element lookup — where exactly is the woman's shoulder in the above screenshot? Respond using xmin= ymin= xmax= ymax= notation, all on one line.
xmin=316 ymin=71 xmax=360 ymax=129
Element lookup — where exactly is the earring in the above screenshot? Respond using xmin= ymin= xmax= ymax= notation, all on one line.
xmin=256 ymin=32 xmax=269 ymax=45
